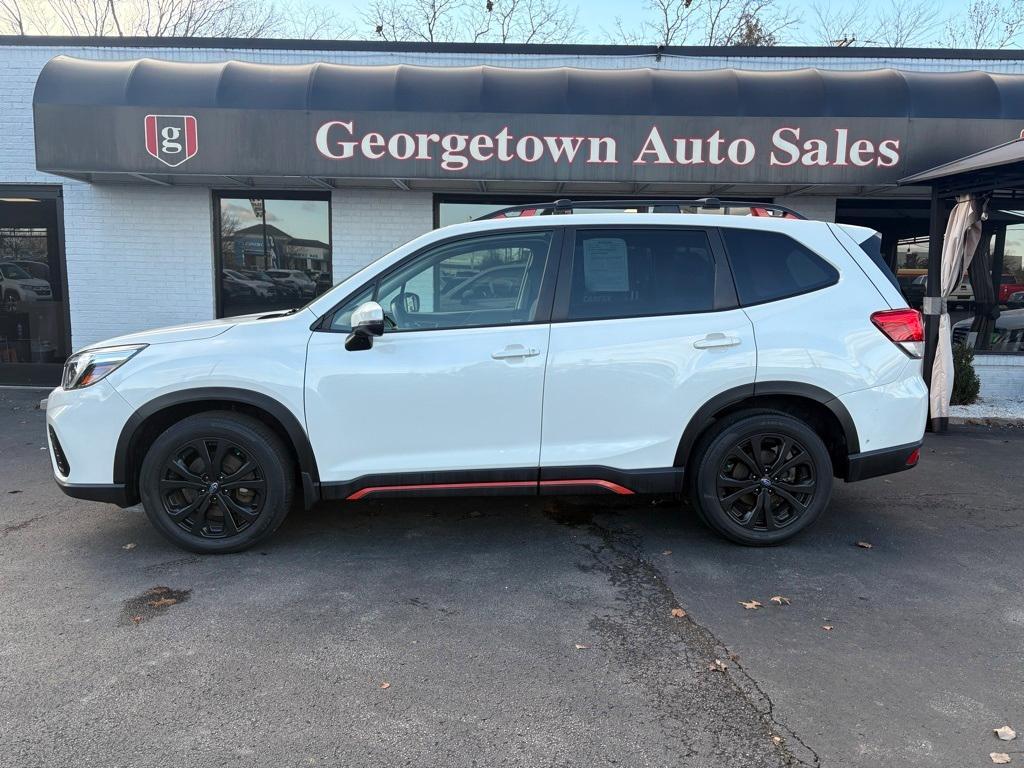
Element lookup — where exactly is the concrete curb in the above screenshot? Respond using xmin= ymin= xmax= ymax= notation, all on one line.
xmin=949 ymin=416 xmax=1024 ymax=427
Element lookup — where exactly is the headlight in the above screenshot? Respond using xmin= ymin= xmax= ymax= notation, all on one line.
xmin=62 ymin=344 xmax=146 ymax=390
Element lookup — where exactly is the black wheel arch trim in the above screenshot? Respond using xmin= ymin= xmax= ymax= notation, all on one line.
xmin=114 ymin=387 xmax=320 ymax=506
xmin=674 ymin=381 xmax=860 ymax=468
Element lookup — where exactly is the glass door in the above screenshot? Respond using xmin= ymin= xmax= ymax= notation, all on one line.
xmin=0 ymin=189 xmax=70 ymax=386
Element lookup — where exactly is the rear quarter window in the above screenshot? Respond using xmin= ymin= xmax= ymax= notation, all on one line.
xmin=721 ymin=228 xmax=839 ymax=306
xmin=856 ymin=232 xmax=900 ymax=291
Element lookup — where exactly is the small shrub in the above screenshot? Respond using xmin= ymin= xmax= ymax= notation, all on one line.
xmin=951 ymin=343 xmax=981 ymax=406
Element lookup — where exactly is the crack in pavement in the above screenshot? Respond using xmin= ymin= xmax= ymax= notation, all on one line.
xmin=1 ymin=515 xmax=42 ymax=537
xmin=548 ymin=500 xmax=820 ymax=767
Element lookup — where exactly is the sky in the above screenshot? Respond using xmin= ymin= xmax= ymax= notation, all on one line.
xmin=323 ymin=0 xmax=972 ymax=46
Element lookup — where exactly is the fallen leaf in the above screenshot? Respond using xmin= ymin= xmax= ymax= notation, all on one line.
xmin=708 ymin=659 xmax=727 ymax=673
xmin=728 ymin=652 xmax=740 ymax=662
xmin=739 ymin=600 xmax=762 ymax=610
xmin=670 ymin=607 xmax=687 ymax=618
xmin=770 ymin=595 xmax=791 ymax=605
xmin=991 ymin=753 xmax=1011 ymax=764
xmin=145 ymin=597 xmax=178 ymax=608
xmin=146 ymin=586 xmax=170 ymax=595
xmin=574 ymin=643 xmax=590 ymax=650
xmin=995 ymin=726 xmax=1017 ymax=741
xmin=129 ymin=615 xmax=143 ymax=625
xmin=855 ymin=541 xmax=873 ymax=549
xmin=821 ymin=624 xmax=834 ymax=631
xmin=662 ymin=550 xmax=672 ymax=555
xmin=122 ymin=543 xmax=136 ymax=550
xmin=379 ymin=681 xmax=391 ymax=690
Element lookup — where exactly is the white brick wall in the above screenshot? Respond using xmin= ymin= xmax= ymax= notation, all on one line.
xmin=62 ymin=185 xmax=215 ymax=348
xmin=975 ymin=355 xmax=1024 ymax=399
xmin=330 ymin=189 xmax=434 ymax=283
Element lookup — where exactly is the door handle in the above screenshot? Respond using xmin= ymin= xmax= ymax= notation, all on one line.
xmin=491 ymin=344 xmax=541 ymax=360
xmin=693 ymin=333 xmax=741 ymax=349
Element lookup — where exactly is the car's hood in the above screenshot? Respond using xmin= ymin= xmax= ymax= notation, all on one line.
xmin=80 ymin=312 xmax=283 ymax=350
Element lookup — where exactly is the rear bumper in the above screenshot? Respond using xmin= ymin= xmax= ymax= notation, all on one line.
xmin=845 ymin=441 xmax=921 ymax=482
xmin=55 ymin=476 xmax=133 ymax=506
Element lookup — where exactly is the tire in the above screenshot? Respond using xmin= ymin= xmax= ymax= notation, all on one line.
xmin=2 ymin=291 xmax=17 ymax=311
xmin=688 ymin=409 xmax=833 ymax=546
xmin=139 ymin=411 xmax=294 ymax=554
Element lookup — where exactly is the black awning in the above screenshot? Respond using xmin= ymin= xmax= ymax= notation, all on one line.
xmin=32 ymin=56 xmax=1024 ymax=185
xmin=34 ymin=56 xmax=1024 ymax=118
xmin=899 ymin=137 xmax=1024 ymax=185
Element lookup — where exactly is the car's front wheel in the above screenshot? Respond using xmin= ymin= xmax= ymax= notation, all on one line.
xmin=690 ymin=409 xmax=833 ymax=545
xmin=139 ymin=411 xmax=293 ymax=553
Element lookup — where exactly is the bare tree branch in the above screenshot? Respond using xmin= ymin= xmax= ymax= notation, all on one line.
xmin=870 ymin=0 xmax=944 ymax=46
xmin=0 ymin=0 xmax=26 ymax=34
xmin=282 ymin=2 xmax=356 ymax=39
xmin=943 ymin=0 xmax=1024 ymax=48
xmin=364 ymin=0 xmax=578 ymax=43
xmin=603 ymin=0 xmax=790 ymax=47
xmin=801 ymin=1 xmax=862 ymax=46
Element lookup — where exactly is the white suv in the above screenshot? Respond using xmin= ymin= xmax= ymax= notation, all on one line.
xmin=47 ymin=203 xmax=928 ymax=553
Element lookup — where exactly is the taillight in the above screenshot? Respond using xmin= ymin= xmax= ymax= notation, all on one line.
xmin=871 ymin=308 xmax=924 ymax=358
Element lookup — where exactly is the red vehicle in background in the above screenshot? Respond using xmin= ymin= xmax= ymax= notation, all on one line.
xmin=999 ymin=274 xmax=1024 ymax=303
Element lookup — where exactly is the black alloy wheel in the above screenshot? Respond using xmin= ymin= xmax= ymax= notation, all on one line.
xmin=715 ymin=433 xmax=816 ymax=532
xmin=140 ymin=412 xmax=293 ymax=553
xmin=159 ymin=437 xmax=266 ymax=539
xmin=691 ymin=409 xmax=833 ymax=545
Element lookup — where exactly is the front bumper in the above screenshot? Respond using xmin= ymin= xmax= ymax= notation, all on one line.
xmin=54 ymin=476 xmax=132 ymax=506
xmin=46 ymin=380 xmax=135 ymax=496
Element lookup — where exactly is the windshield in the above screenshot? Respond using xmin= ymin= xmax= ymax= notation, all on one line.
xmin=0 ymin=263 xmax=32 ymax=279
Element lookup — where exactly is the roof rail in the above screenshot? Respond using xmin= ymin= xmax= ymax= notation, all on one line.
xmin=475 ymin=198 xmax=806 ymax=221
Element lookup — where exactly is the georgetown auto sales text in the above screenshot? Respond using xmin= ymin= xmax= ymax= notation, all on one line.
xmin=315 ymin=120 xmax=901 ymax=171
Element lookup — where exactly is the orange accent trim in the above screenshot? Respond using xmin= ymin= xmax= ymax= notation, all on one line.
xmin=345 ymin=478 xmax=635 ymax=500
xmin=346 ymin=480 xmax=536 ymax=500
xmin=539 ymin=479 xmax=634 ymax=495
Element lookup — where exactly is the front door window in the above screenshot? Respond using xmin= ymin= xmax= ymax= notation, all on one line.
xmin=329 ymin=231 xmax=555 ymax=332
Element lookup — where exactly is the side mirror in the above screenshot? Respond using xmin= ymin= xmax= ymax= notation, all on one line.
xmin=345 ymin=301 xmax=385 ymax=351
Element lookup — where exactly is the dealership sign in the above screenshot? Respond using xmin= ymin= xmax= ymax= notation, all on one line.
xmin=314 ymin=120 xmax=902 ymax=172
xmin=32 ymin=57 xmax=1024 ymax=185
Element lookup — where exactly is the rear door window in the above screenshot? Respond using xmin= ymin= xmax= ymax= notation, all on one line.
xmin=566 ymin=228 xmax=718 ymax=320
xmin=721 ymin=228 xmax=839 ymax=305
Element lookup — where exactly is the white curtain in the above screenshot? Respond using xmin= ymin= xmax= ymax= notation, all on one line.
xmin=930 ymin=194 xmax=985 ymax=421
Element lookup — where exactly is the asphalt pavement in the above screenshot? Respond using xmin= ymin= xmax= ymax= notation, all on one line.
xmin=1 ymin=387 xmax=1021 ymax=767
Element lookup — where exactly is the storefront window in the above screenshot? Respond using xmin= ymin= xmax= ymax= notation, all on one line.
xmin=215 ymin=192 xmax=332 ymax=318
xmin=0 ymin=191 xmax=69 ymax=385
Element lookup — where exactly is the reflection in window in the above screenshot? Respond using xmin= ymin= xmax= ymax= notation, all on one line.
xmin=0 ymin=195 xmax=69 ymax=385
xmin=216 ymin=194 xmax=332 ymax=318
xmin=330 ymin=232 xmax=553 ymax=332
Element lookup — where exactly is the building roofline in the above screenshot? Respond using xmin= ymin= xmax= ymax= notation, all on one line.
xmin=5 ymin=34 xmax=1024 ymax=60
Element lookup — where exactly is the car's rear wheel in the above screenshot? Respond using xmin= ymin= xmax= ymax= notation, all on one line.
xmin=139 ymin=411 xmax=293 ymax=553
xmin=689 ymin=409 xmax=833 ymax=545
